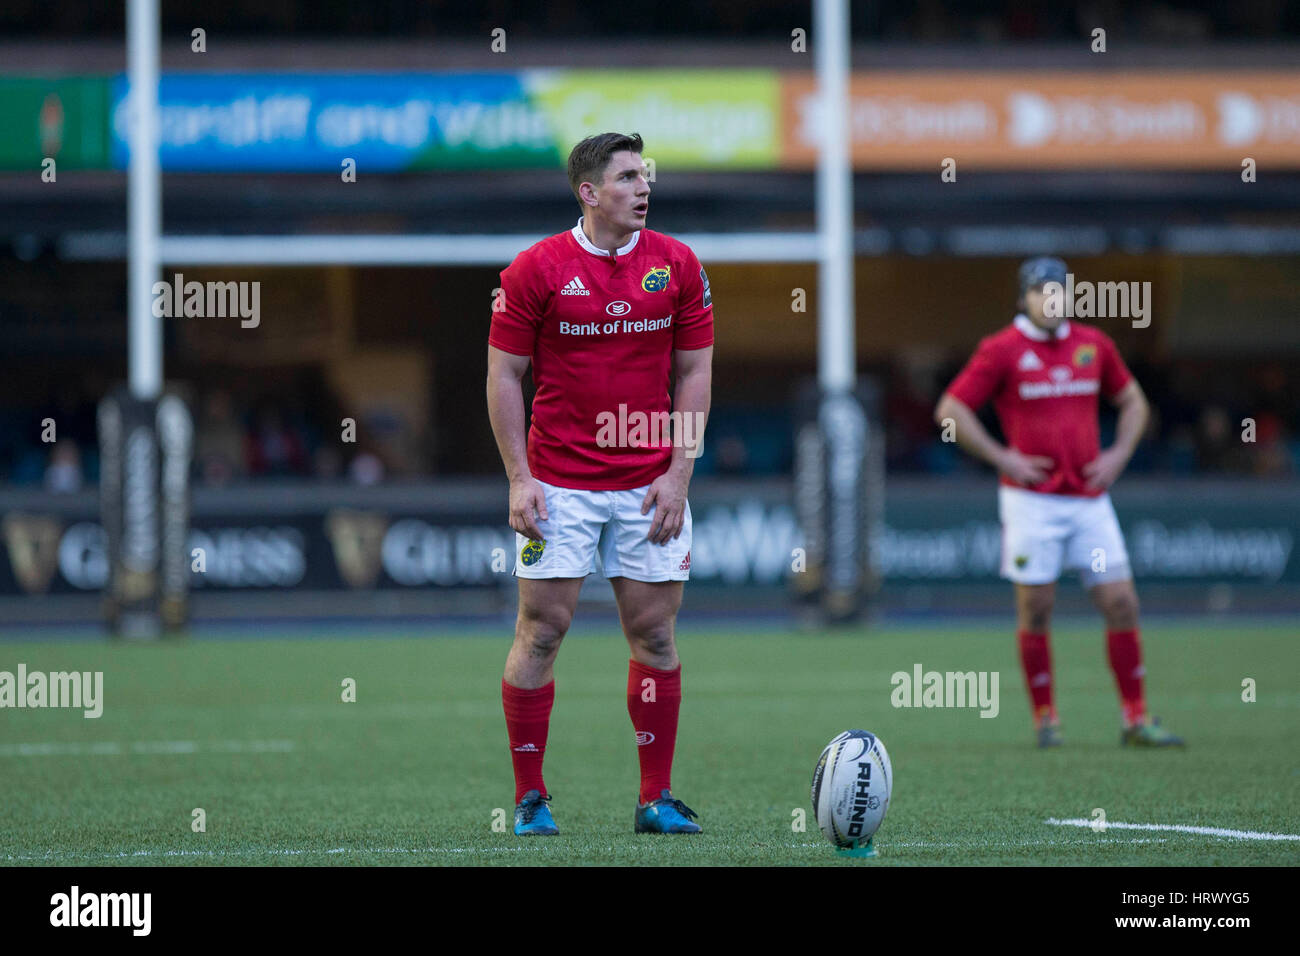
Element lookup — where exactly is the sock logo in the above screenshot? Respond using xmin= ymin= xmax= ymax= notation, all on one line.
xmin=635 ymin=731 xmax=655 ymax=746
xmin=512 ymin=743 xmax=539 ymax=752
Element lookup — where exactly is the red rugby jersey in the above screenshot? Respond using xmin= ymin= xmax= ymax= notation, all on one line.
xmin=488 ymin=218 xmax=714 ymax=490
xmin=944 ymin=315 xmax=1133 ymax=497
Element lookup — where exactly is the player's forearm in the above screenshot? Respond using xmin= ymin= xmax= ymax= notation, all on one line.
xmin=668 ymin=369 xmax=711 ymax=478
xmin=1110 ymin=394 xmax=1148 ymax=464
xmin=486 ymin=374 xmax=532 ymax=483
xmin=936 ymin=395 xmax=1007 ymax=471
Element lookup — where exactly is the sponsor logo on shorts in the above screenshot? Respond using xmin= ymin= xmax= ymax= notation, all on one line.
xmin=641 ymin=266 xmax=670 ymax=293
xmin=1014 ymin=554 xmax=1029 ymax=569
xmin=635 ymin=731 xmax=655 ymax=746
xmin=678 ymin=551 xmax=691 ymax=571
xmin=521 ymin=539 xmax=545 ymax=566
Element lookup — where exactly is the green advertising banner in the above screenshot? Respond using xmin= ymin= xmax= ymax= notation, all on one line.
xmin=524 ymin=69 xmax=780 ymax=170
xmin=0 ymin=77 xmax=110 ymax=170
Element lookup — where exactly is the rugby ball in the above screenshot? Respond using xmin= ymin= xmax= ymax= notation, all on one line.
xmin=810 ymin=730 xmax=892 ymax=849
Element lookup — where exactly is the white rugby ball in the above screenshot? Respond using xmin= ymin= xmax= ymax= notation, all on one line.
xmin=810 ymin=730 xmax=893 ymax=848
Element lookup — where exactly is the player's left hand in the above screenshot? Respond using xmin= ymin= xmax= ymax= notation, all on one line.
xmin=642 ymin=469 xmax=689 ymax=544
xmin=1083 ymin=447 xmax=1128 ymax=490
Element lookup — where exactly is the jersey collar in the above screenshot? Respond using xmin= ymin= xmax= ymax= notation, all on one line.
xmin=572 ymin=217 xmax=640 ymax=257
xmin=1014 ymin=313 xmax=1071 ymax=341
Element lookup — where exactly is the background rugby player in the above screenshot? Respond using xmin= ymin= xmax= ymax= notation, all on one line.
xmin=935 ymin=256 xmax=1185 ymax=749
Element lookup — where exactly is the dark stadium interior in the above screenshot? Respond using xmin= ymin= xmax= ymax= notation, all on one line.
xmin=6 ymin=0 xmax=1300 ymax=40
xmin=4 ymin=244 xmax=1298 ymax=488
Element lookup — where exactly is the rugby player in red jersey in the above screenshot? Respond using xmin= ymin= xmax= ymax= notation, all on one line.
xmin=935 ymin=257 xmax=1184 ymax=749
xmin=486 ymin=133 xmax=713 ymax=833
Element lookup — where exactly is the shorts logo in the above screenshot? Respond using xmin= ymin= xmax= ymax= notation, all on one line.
xmin=641 ymin=266 xmax=670 ymax=293
xmin=678 ymin=551 xmax=691 ymax=571
xmin=1073 ymin=344 xmax=1097 ymax=367
xmin=1014 ymin=554 xmax=1029 ymax=569
xmin=521 ymin=539 xmax=546 ymax=566
xmin=635 ymin=731 xmax=655 ymax=746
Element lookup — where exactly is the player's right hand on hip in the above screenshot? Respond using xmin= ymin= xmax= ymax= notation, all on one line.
xmin=999 ymin=448 xmax=1054 ymax=486
xmin=509 ymin=477 xmax=549 ymax=539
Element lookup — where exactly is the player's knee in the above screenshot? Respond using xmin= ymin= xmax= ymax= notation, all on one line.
xmin=1019 ymin=594 xmax=1054 ymax=631
xmin=517 ymin=603 xmax=571 ymax=653
xmin=1102 ymin=588 xmax=1139 ymax=629
xmin=626 ymin=616 xmax=675 ymax=658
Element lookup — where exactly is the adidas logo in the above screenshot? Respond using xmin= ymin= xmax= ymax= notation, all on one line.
xmin=560 ymin=276 xmax=591 ymax=296
xmin=678 ymin=551 xmax=691 ymax=572
xmin=512 ymin=743 xmax=540 ymax=752
xmin=1018 ymin=350 xmax=1044 ymax=371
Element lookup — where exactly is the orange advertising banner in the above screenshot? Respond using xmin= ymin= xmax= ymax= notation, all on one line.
xmin=781 ymin=72 xmax=1300 ymax=168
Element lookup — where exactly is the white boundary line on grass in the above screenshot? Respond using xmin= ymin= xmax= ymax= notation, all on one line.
xmin=5 ymin=837 xmax=1177 ymax=863
xmin=1046 ymin=818 xmax=1300 ymax=841
xmin=0 ymin=740 xmax=296 ymax=757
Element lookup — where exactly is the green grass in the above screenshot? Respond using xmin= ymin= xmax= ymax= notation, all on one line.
xmin=1 ymin=621 xmax=1297 ymax=866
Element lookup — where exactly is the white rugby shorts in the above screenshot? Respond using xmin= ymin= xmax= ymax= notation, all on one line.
xmin=514 ymin=478 xmax=692 ymax=582
xmin=998 ymin=485 xmax=1132 ymax=587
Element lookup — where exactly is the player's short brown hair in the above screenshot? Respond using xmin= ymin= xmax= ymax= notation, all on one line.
xmin=567 ymin=133 xmax=644 ymax=209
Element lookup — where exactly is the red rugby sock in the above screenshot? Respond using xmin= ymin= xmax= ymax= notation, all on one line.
xmin=1106 ymin=628 xmax=1146 ymax=727
xmin=626 ymin=660 xmax=681 ymax=804
xmin=502 ymin=679 xmax=554 ymax=804
xmin=1017 ymin=630 xmax=1056 ymax=725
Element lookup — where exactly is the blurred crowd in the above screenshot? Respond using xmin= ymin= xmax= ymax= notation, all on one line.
xmin=4 ymin=358 xmax=1295 ymax=492
xmin=0 ymin=387 xmax=393 ymax=492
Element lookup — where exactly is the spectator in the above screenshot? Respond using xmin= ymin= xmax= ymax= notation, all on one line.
xmin=44 ymin=441 xmax=82 ymax=493
xmin=195 ymin=390 xmax=247 ymax=486
xmin=245 ymin=406 xmax=309 ymax=477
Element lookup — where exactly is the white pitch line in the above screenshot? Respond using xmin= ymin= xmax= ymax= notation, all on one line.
xmin=6 ymin=837 xmax=1178 ymax=863
xmin=0 ymin=740 xmax=295 ymax=757
xmin=789 ymin=838 xmax=1171 ymax=849
xmin=1046 ymin=817 xmax=1300 ymax=841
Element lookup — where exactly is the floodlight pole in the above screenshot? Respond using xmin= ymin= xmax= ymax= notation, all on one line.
xmin=814 ymin=0 xmax=854 ymax=393
xmin=127 ymin=0 xmax=162 ymax=400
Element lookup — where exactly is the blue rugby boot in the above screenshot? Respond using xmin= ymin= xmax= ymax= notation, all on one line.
xmin=513 ymin=789 xmax=559 ymax=836
xmin=635 ymin=789 xmax=702 ymax=834
xmin=1121 ymin=717 xmax=1185 ymax=748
